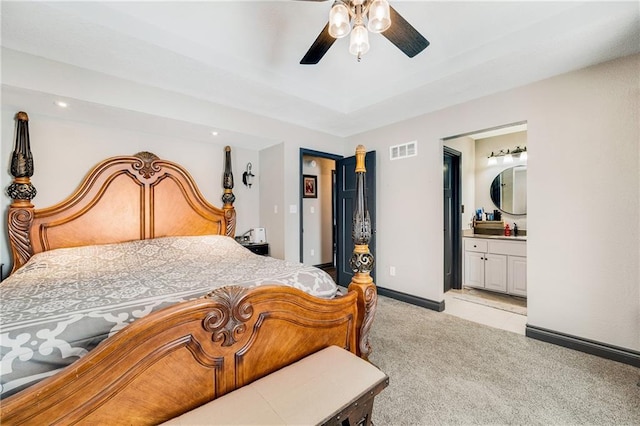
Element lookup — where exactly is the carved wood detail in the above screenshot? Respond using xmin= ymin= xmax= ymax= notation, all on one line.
xmin=224 ymin=208 xmax=236 ymax=237
xmin=222 ymin=146 xmax=236 ymax=237
xmin=359 ymin=283 xmax=377 ymax=358
xmin=203 ymin=286 xmax=253 ymax=347
xmin=6 ymin=180 xmax=37 ymax=201
xmin=132 ymin=151 xmax=161 ymax=179
xmin=6 ymin=112 xmax=37 ymax=273
xmin=7 ymin=207 xmax=34 ymax=273
xmin=9 ymin=112 xmax=34 ymax=179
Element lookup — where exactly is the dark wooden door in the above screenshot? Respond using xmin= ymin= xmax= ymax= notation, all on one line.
xmin=336 ymin=151 xmax=376 ymax=286
xmin=443 ymin=147 xmax=462 ymax=291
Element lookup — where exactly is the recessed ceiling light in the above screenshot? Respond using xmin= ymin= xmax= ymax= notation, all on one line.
xmin=211 ymin=131 xmax=219 ymax=136
xmin=54 ymin=101 xmax=68 ymax=108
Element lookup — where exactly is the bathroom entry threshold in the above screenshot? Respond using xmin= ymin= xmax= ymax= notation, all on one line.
xmin=449 ymin=287 xmax=527 ymax=316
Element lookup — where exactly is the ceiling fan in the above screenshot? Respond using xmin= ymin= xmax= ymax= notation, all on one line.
xmin=299 ymin=0 xmax=429 ymax=64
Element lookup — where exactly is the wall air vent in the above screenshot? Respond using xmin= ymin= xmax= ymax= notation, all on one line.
xmin=390 ymin=141 xmax=417 ymax=160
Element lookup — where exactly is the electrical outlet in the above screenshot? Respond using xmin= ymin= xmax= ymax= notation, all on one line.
xmin=310 ymin=249 xmax=315 ymax=256
xmin=274 ymin=205 xmax=278 ymax=214
xmin=389 ymin=266 xmax=396 ymax=276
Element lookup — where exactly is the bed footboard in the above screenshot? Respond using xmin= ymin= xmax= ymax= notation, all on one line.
xmin=0 ymin=285 xmax=360 ymax=425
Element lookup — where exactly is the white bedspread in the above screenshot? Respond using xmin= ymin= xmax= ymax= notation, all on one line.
xmin=0 ymin=235 xmax=337 ymax=397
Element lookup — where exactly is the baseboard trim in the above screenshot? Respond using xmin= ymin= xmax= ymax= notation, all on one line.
xmin=526 ymin=325 xmax=640 ymax=368
xmin=376 ymin=286 xmax=445 ymax=312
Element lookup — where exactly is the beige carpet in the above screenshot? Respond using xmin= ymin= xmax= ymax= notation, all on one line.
xmin=450 ymin=287 xmax=527 ymax=316
xmin=369 ymin=294 xmax=640 ymax=425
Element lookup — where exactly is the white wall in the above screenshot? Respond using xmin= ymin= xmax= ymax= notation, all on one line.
xmin=348 ymin=54 xmax=640 ymax=352
xmin=259 ymin=143 xmax=285 ymax=259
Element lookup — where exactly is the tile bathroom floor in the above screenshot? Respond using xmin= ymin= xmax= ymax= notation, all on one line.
xmin=443 ymin=291 xmax=527 ymax=335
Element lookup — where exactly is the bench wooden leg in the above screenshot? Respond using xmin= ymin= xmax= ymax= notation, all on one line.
xmin=322 ymin=378 xmax=388 ymax=426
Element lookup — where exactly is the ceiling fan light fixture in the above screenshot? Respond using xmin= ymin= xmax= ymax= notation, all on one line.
xmin=329 ymin=2 xmax=351 ymax=38
xmin=300 ymin=0 xmax=429 ymax=65
xmin=368 ymin=0 xmax=391 ymax=33
xmin=349 ymin=23 xmax=370 ymax=59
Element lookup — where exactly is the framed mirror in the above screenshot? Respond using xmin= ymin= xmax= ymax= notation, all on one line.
xmin=490 ymin=165 xmax=527 ymax=215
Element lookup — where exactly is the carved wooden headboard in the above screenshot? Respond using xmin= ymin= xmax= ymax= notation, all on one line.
xmin=6 ymin=112 xmax=236 ymax=273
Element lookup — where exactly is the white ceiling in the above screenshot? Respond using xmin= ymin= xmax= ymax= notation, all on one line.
xmin=1 ymin=1 xmax=639 ymax=139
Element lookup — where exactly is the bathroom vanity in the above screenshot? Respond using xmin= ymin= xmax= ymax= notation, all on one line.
xmin=463 ymin=235 xmax=527 ymax=297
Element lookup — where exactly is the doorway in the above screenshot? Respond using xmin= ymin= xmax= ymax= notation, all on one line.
xmin=299 ymin=149 xmax=342 ymax=271
xmin=442 ymin=123 xmax=528 ymax=333
xmin=443 ymin=147 xmax=462 ymax=292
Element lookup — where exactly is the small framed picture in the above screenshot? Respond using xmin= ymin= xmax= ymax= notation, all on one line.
xmin=303 ymin=175 xmax=317 ymax=198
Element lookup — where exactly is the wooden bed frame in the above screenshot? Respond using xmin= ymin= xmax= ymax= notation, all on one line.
xmin=1 ymin=112 xmax=378 ymax=425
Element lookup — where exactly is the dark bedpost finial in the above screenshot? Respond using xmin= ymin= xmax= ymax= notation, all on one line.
xmin=222 ymin=146 xmax=236 ymax=237
xmin=347 ymin=145 xmax=377 ymax=361
xmin=7 ymin=112 xmax=37 ymax=274
xmin=7 ymin=111 xmax=37 ymax=203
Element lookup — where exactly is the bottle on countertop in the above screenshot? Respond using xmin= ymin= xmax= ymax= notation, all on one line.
xmin=513 ymin=223 xmax=518 ymax=236
xmin=504 ymin=223 xmax=511 ymax=237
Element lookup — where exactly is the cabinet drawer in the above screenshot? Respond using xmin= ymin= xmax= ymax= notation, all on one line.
xmin=464 ymin=239 xmax=488 ymax=253
xmin=488 ymin=240 xmax=526 ymax=256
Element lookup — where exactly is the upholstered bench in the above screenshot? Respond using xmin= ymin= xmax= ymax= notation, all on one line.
xmin=163 ymin=346 xmax=389 ymax=425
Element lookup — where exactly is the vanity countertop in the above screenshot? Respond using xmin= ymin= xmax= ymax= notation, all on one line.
xmin=463 ymin=231 xmax=527 ymax=241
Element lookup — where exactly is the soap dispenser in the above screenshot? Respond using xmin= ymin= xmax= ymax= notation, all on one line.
xmin=504 ymin=224 xmax=511 ymax=237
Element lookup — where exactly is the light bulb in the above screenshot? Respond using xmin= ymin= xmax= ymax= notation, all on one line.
xmin=329 ymin=3 xmax=351 ymax=38
xmin=349 ymin=23 xmax=370 ymax=57
xmin=368 ymin=0 xmax=391 ymax=33
xmin=488 ymin=155 xmax=497 ymax=166
xmin=520 ymin=150 xmax=528 ymax=161
xmin=503 ymin=152 xmax=513 ymax=163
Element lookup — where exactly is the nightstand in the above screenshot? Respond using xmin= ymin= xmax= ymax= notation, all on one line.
xmin=241 ymin=242 xmax=269 ymax=256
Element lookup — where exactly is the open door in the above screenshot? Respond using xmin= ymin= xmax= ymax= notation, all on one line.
xmin=443 ymin=147 xmax=462 ymax=291
xmin=336 ymin=151 xmax=376 ymax=286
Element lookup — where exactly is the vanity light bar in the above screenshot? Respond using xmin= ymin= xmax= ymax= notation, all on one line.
xmin=487 ymin=146 xmax=527 ymax=165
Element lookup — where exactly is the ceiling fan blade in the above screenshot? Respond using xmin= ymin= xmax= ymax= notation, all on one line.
xmin=382 ymin=6 xmax=430 ymax=58
xmin=300 ymin=22 xmax=336 ymax=65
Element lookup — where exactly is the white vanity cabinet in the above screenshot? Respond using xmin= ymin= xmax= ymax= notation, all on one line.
xmin=507 ymin=256 xmax=527 ymax=297
xmin=463 ymin=237 xmax=527 ymax=297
